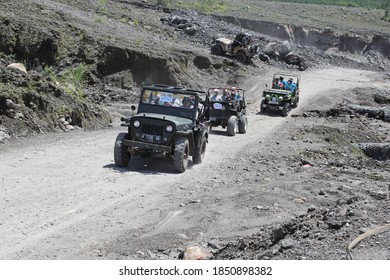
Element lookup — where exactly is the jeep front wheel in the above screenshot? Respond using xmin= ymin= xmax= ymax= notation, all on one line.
xmin=227 ymin=116 xmax=238 ymax=136
xmin=292 ymin=95 xmax=299 ymax=108
xmin=260 ymin=99 xmax=266 ymax=113
xmin=173 ymin=138 xmax=189 ymax=173
xmin=114 ymin=133 xmax=131 ymax=167
xmin=193 ymin=136 xmax=207 ymax=164
xmin=281 ymin=103 xmax=291 ymax=117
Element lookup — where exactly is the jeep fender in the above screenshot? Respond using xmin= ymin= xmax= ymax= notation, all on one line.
xmin=173 ymin=131 xmax=194 ymax=153
xmin=195 ymin=128 xmax=208 ymax=149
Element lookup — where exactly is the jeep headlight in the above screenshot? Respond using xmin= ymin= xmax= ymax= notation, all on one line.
xmin=266 ymin=94 xmax=270 ymax=100
xmin=166 ymin=124 xmax=173 ymax=132
xmin=279 ymin=96 xmax=283 ymax=101
xmin=133 ymin=120 xmax=140 ymax=128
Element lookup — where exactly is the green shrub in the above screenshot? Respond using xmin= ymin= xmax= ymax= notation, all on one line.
xmin=96 ymin=0 xmax=108 ymax=15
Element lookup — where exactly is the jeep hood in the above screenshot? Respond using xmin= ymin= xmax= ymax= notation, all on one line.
xmin=134 ymin=113 xmax=193 ymax=127
xmin=263 ymin=89 xmax=289 ymax=95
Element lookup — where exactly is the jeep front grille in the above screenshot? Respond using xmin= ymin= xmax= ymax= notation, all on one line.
xmin=141 ymin=123 xmax=164 ymax=136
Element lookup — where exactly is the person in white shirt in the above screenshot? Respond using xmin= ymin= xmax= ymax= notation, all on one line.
xmin=210 ymin=89 xmax=222 ymax=101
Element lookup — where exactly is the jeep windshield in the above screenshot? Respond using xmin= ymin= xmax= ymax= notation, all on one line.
xmin=142 ymin=90 xmax=196 ymax=109
xmin=137 ymin=88 xmax=201 ymax=121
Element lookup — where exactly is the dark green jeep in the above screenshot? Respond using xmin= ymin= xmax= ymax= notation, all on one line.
xmin=260 ymin=73 xmax=300 ymax=117
xmin=114 ymin=84 xmax=209 ymax=173
xmin=207 ymin=87 xmax=248 ymax=136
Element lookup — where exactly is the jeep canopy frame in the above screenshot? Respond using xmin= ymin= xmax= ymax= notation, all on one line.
xmin=138 ymin=84 xmax=208 ymax=123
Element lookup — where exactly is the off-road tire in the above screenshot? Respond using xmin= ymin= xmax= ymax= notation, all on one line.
xmin=114 ymin=133 xmax=130 ymax=167
xmin=193 ymin=136 xmax=207 ymax=164
xmin=238 ymin=116 xmax=248 ymax=134
xmin=173 ymin=138 xmax=189 ymax=173
xmin=260 ymin=99 xmax=266 ymax=113
xmin=235 ymin=51 xmax=247 ymax=64
xmin=211 ymin=44 xmax=222 ymax=55
xmin=292 ymin=95 xmax=299 ymax=108
xmin=227 ymin=116 xmax=238 ymax=136
xmin=282 ymin=103 xmax=291 ymax=117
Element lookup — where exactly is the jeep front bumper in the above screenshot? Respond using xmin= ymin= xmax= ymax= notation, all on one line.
xmin=263 ymin=104 xmax=283 ymax=111
xmin=123 ymin=139 xmax=172 ymax=153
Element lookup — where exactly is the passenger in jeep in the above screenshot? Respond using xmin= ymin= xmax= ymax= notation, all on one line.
xmin=279 ymin=76 xmax=287 ymax=90
xmin=222 ymin=88 xmax=231 ymax=101
xmin=285 ymin=77 xmax=296 ymax=93
xmin=272 ymin=78 xmax=279 ymax=89
xmin=210 ymin=89 xmax=222 ymax=101
xmin=182 ymin=97 xmax=194 ymax=108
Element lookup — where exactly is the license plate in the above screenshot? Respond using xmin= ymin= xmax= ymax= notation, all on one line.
xmin=141 ymin=133 xmax=160 ymax=142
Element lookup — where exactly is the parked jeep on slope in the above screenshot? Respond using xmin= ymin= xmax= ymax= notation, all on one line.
xmin=211 ymin=33 xmax=260 ymax=64
xmin=114 ymin=84 xmax=209 ymax=173
xmin=260 ymin=73 xmax=300 ymax=117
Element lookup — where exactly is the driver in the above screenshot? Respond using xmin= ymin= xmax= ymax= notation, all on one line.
xmin=182 ymin=97 xmax=194 ymax=108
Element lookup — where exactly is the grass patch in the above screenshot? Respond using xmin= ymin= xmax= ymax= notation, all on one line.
xmin=193 ymin=0 xmax=227 ymax=13
xmin=44 ymin=64 xmax=87 ymax=101
xmin=261 ymin=0 xmax=388 ymax=9
xmin=96 ymin=0 xmax=108 ymax=16
xmin=161 ymin=0 xmax=227 ymax=13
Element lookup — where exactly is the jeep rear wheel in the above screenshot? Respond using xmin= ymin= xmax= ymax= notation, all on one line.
xmin=235 ymin=51 xmax=247 ymax=64
xmin=227 ymin=116 xmax=238 ymax=136
xmin=211 ymin=44 xmax=222 ymax=55
xmin=281 ymin=103 xmax=291 ymax=117
xmin=173 ymin=138 xmax=189 ymax=173
xmin=193 ymin=136 xmax=207 ymax=164
xmin=114 ymin=133 xmax=130 ymax=167
xmin=238 ymin=116 xmax=248 ymax=134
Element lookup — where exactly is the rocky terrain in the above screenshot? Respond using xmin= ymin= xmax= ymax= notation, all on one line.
xmin=0 ymin=0 xmax=389 ymax=260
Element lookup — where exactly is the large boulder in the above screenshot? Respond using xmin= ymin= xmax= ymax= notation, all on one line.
xmin=283 ymin=52 xmax=303 ymax=65
xmin=279 ymin=41 xmax=293 ymax=57
xmin=263 ymin=42 xmax=279 ymax=57
xmin=6 ymin=63 xmax=27 ymax=75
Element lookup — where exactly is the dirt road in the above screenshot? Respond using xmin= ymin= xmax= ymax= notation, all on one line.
xmin=0 ymin=67 xmax=380 ymax=259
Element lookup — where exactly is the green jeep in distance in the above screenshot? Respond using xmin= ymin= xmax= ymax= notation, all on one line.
xmin=260 ymin=73 xmax=300 ymax=117
xmin=114 ymin=84 xmax=209 ymax=173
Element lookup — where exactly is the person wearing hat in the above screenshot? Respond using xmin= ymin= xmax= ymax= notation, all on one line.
xmin=285 ymin=77 xmax=296 ymax=93
xmin=222 ymin=88 xmax=231 ymax=101
xmin=182 ymin=96 xmax=194 ymax=108
xmin=210 ymin=89 xmax=222 ymax=101
xmin=272 ymin=77 xmax=279 ymax=89
xmin=279 ymin=76 xmax=287 ymax=90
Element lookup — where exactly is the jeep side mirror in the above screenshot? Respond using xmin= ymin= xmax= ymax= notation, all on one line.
xmin=131 ymin=105 xmax=136 ymax=117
